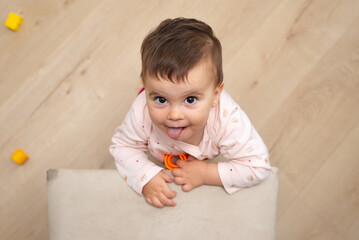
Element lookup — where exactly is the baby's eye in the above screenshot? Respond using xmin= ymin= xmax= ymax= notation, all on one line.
xmin=185 ymin=96 xmax=198 ymax=104
xmin=155 ymin=97 xmax=167 ymax=104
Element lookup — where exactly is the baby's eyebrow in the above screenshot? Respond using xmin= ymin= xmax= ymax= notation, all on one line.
xmin=148 ymin=91 xmax=162 ymax=97
xmin=148 ymin=90 xmax=204 ymax=98
xmin=183 ymin=90 xmax=204 ymax=96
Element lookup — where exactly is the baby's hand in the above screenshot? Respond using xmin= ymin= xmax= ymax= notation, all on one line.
xmin=142 ymin=171 xmax=177 ymax=208
xmin=172 ymin=160 xmax=207 ymax=192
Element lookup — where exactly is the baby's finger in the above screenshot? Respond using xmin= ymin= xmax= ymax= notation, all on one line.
xmin=176 ymin=160 xmax=186 ymax=167
xmin=162 ymin=186 xmax=177 ymax=206
xmin=172 ymin=168 xmax=183 ymax=177
xmin=152 ymin=197 xmax=165 ymax=208
xmin=164 ymin=188 xmax=177 ymax=199
xmin=159 ymin=194 xmax=176 ymax=207
xmin=182 ymin=184 xmax=193 ymax=192
xmin=174 ymin=176 xmax=185 ymax=185
xmin=161 ymin=181 xmax=177 ymax=199
xmin=162 ymin=172 xmax=174 ymax=183
xmin=145 ymin=197 xmax=153 ymax=206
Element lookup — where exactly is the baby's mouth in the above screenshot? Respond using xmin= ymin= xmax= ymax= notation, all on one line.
xmin=167 ymin=127 xmax=186 ymax=139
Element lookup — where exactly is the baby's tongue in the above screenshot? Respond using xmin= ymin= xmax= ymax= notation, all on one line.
xmin=167 ymin=127 xmax=183 ymax=139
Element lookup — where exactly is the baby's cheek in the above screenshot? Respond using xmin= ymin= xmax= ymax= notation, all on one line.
xmin=192 ymin=112 xmax=209 ymax=126
xmin=149 ymin=109 xmax=165 ymax=124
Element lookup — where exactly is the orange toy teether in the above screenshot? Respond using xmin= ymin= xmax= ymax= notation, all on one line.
xmin=164 ymin=154 xmax=188 ymax=170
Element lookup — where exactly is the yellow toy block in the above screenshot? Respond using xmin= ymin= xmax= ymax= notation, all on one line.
xmin=11 ymin=149 xmax=29 ymax=165
xmin=5 ymin=12 xmax=23 ymax=31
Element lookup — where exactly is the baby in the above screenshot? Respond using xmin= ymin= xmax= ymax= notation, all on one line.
xmin=110 ymin=18 xmax=271 ymax=208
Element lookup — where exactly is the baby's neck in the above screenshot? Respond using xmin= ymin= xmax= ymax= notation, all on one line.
xmin=182 ymin=129 xmax=205 ymax=146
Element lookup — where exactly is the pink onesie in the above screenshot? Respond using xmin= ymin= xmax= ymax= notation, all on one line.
xmin=110 ymin=90 xmax=271 ymax=195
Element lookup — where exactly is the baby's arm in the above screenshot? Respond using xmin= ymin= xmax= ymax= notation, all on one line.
xmin=110 ymin=92 xmax=167 ymax=201
xmin=112 ymin=131 xmax=177 ymax=208
xmin=216 ymin=104 xmax=271 ymax=194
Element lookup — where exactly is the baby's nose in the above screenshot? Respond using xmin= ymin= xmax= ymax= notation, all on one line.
xmin=167 ymin=106 xmax=184 ymax=120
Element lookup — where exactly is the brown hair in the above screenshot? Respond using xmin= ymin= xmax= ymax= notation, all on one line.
xmin=140 ymin=18 xmax=223 ymax=86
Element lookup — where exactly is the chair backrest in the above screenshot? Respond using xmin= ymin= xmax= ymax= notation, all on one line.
xmin=47 ymin=168 xmax=278 ymax=240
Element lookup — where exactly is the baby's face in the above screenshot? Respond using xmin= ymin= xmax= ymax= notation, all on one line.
xmin=143 ymin=59 xmax=223 ymax=146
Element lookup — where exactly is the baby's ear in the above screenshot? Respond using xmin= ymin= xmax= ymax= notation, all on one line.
xmin=212 ymin=83 xmax=224 ymax=107
xmin=140 ymin=79 xmax=144 ymax=88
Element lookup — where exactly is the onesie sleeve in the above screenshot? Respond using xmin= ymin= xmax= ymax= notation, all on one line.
xmin=216 ymin=92 xmax=271 ymax=194
xmin=109 ymin=92 xmax=163 ymax=195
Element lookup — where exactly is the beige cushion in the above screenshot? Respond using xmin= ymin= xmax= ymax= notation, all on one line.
xmin=47 ymin=167 xmax=278 ymax=240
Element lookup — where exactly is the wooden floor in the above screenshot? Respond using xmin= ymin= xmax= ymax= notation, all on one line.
xmin=1 ymin=0 xmax=358 ymax=239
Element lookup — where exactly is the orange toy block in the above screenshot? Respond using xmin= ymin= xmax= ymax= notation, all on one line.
xmin=11 ymin=149 xmax=29 ymax=165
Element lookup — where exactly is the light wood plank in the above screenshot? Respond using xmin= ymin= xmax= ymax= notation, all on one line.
xmin=263 ymin=12 xmax=359 ymax=220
